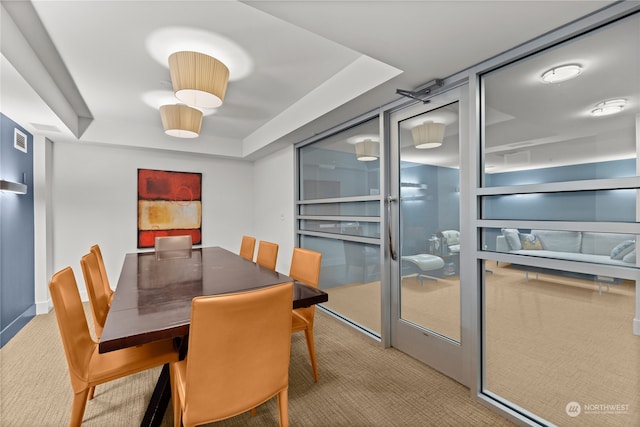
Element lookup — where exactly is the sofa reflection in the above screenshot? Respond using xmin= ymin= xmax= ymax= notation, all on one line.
xmin=496 ymin=228 xmax=636 ymax=294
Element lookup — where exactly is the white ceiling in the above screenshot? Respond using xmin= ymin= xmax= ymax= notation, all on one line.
xmin=0 ymin=0 xmax=621 ymax=162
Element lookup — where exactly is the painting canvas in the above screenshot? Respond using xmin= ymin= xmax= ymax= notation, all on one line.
xmin=137 ymin=169 xmax=202 ymax=248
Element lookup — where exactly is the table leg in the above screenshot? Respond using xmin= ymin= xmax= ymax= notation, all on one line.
xmin=140 ymin=364 xmax=171 ymax=427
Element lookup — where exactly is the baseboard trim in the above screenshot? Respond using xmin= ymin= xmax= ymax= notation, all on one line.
xmin=36 ymin=300 xmax=51 ymax=315
xmin=0 ymin=304 xmax=36 ymax=348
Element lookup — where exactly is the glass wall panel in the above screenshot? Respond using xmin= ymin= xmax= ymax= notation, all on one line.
xmin=482 ymin=189 xmax=636 ymax=222
xmin=482 ymin=227 xmax=639 ymax=268
xmin=483 ymin=258 xmax=639 ymax=425
xmin=301 ymin=235 xmax=380 ymax=335
xmin=299 ymin=119 xmax=380 ymax=200
xmin=300 ymin=201 xmax=380 ymax=217
xmin=297 ymin=116 xmax=382 ymax=337
xmin=485 ymin=159 xmax=637 ymax=186
xmin=299 ymin=220 xmax=380 ymax=239
xmin=480 ymin=12 xmax=640 ymax=427
xmin=482 ymin=15 xmax=638 ymax=185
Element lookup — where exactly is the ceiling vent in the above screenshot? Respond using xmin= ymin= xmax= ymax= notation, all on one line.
xmin=14 ymin=128 xmax=27 ymax=153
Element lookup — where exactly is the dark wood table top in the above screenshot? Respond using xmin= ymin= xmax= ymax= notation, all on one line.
xmin=99 ymin=246 xmax=328 ymax=353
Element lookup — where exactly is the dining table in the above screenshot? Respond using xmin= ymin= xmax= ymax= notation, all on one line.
xmin=99 ymin=246 xmax=328 ymax=427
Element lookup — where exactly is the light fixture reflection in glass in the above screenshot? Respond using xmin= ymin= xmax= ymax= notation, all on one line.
xmin=355 ymin=139 xmax=380 ymax=161
xmin=541 ymin=64 xmax=582 ymax=83
xmin=411 ymin=122 xmax=445 ymax=149
xmin=591 ymin=98 xmax=627 ymax=117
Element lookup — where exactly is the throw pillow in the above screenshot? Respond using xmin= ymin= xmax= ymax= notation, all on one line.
xmin=623 ymin=249 xmax=636 ymax=263
xmin=501 ymin=228 xmax=521 ymax=250
xmin=520 ymin=233 xmax=542 ymax=250
xmin=611 ymin=240 xmax=635 ymax=260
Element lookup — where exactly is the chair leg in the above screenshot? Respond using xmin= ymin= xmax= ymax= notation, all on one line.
xmin=278 ymin=388 xmax=289 ymax=427
xmin=251 ymin=407 xmax=257 ymax=417
xmin=170 ymin=364 xmax=181 ymax=427
xmin=87 ymin=385 xmax=95 ymax=400
xmin=303 ymin=327 xmax=319 ymax=382
xmin=70 ymin=389 xmax=90 ymax=427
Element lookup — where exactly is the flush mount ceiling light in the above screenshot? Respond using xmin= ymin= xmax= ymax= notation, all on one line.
xmin=142 ymin=90 xmax=218 ymax=117
xmin=411 ymin=122 xmax=445 ymax=149
xmin=541 ymin=64 xmax=582 ymax=83
xmin=147 ymin=27 xmax=253 ymax=82
xmin=160 ymin=104 xmax=203 ymax=138
xmin=591 ymin=98 xmax=627 ymax=117
xmin=355 ymin=139 xmax=380 ymax=161
xmin=169 ymin=51 xmax=230 ymax=108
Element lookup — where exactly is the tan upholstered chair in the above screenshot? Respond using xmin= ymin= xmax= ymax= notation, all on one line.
xmin=256 ymin=240 xmax=279 ymax=270
xmin=289 ymin=248 xmax=323 ymax=382
xmin=239 ymin=235 xmax=257 ymax=261
xmin=155 ymin=235 xmax=193 ymax=259
xmin=90 ymin=244 xmax=114 ymax=306
xmin=49 ymin=267 xmax=178 ymax=427
xmin=80 ymin=251 xmax=110 ymax=339
xmin=81 ymin=249 xmax=116 ymax=400
xmin=170 ymin=282 xmax=293 ymax=427
xmin=155 ymin=235 xmax=192 ymax=251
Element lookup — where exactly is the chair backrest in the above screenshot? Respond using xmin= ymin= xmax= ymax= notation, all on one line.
xmin=256 ymin=240 xmax=279 ymax=270
xmin=239 ymin=235 xmax=256 ymax=261
xmin=289 ymin=248 xmax=322 ymax=323
xmin=155 ymin=235 xmax=192 ymax=259
xmin=439 ymin=230 xmax=460 ymax=246
xmin=80 ymin=251 xmax=110 ymax=337
xmin=90 ymin=244 xmax=113 ymax=300
xmin=155 ymin=235 xmax=192 ymax=252
xmin=184 ymin=282 xmax=293 ymax=423
xmin=289 ymin=247 xmax=322 ymax=288
xmin=49 ymin=267 xmax=96 ymax=393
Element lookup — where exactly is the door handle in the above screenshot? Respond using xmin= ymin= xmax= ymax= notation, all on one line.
xmin=386 ymin=196 xmax=398 ymax=261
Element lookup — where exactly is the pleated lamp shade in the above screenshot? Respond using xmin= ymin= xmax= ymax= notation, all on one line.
xmin=160 ymin=104 xmax=203 ymax=138
xmin=168 ymin=51 xmax=229 ymax=108
xmin=411 ymin=122 xmax=445 ymax=149
xmin=355 ymin=140 xmax=380 ymax=161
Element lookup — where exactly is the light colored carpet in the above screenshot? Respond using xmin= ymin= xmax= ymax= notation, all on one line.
xmin=0 ymin=306 xmax=512 ymax=426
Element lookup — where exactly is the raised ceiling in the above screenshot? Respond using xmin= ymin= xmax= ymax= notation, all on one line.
xmin=0 ymin=0 xmax=616 ymax=161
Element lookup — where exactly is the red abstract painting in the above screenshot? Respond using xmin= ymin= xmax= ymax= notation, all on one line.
xmin=137 ymin=169 xmax=202 ymax=248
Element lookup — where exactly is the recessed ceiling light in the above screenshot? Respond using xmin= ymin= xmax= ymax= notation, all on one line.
xmin=591 ymin=98 xmax=627 ymax=117
xmin=541 ymin=64 xmax=582 ymax=83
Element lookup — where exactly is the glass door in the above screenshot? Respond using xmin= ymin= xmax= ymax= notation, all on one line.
xmin=389 ymin=86 xmax=468 ymax=385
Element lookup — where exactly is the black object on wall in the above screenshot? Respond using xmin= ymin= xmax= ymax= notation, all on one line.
xmin=0 ymin=113 xmax=35 ymax=348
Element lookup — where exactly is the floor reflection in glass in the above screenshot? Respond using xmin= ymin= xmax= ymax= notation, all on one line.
xmin=484 ymin=261 xmax=639 ymax=426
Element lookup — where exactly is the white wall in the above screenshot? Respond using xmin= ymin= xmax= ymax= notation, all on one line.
xmin=46 ymin=141 xmax=255 ymax=303
xmin=33 ymin=136 xmax=53 ymax=314
xmin=252 ymin=144 xmax=295 ymax=275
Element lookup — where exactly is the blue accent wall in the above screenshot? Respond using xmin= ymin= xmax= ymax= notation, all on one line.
xmin=485 ymin=159 xmax=635 ymax=186
xmin=482 ymin=159 xmax=636 ymax=250
xmin=484 ymin=159 xmax=636 ymax=222
xmin=0 ymin=113 xmax=35 ymax=347
xmin=400 ymin=162 xmax=460 ymax=255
